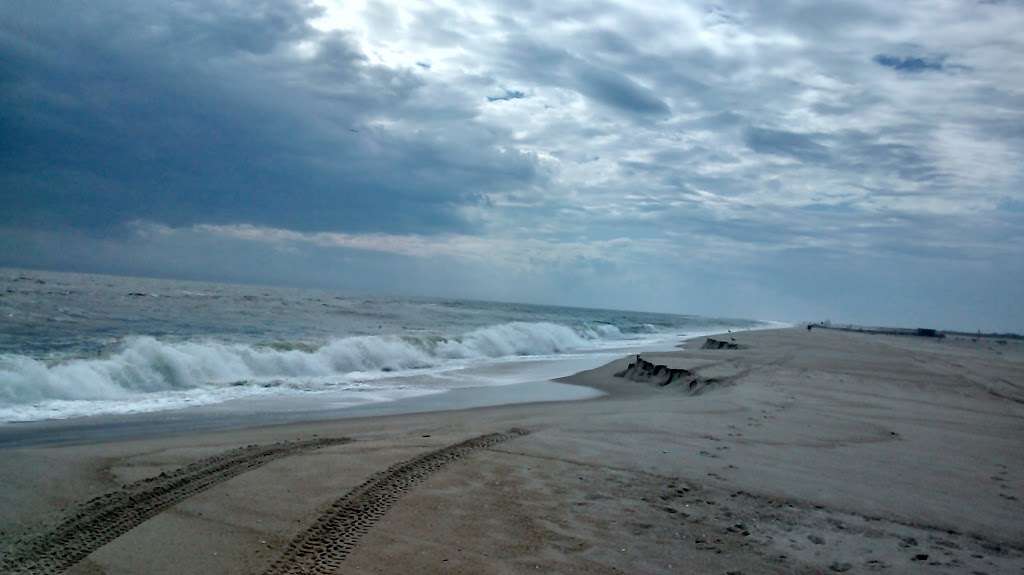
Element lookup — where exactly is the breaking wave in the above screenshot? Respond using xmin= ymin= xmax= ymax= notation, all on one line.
xmin=0 ymin=321 xmax=629 ymax=407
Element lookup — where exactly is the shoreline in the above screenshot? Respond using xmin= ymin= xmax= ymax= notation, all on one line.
xmin=0 ymin=328 xmax=754 ymax=448
xmin=0 ymin=379 xmax=605 ymax=449
xmin=2 ymin=327 xmax=1022 ymax=574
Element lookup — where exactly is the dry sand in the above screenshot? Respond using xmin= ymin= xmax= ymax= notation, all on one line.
xmin=1 ymin=327 xmax=1022 ymax=574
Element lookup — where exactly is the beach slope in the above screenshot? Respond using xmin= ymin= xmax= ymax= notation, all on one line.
xmin=2 ymin=328 xmax=1022 ymax=574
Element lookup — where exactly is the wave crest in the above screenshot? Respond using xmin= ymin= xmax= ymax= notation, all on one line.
xmin=0 ymin=321 xmax=623 ymax=405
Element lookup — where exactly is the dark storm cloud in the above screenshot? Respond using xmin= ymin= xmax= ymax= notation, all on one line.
xmin=0 ymin=0 xmax=541 ymax=234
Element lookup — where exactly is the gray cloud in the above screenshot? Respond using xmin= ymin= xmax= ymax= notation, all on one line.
xmin=744 ymin=128 xmax=831 ymax=163
xmin=2 ymin=0 xmax=1023 ymax=330
xmin=0 ymin=0 xmax=541 ymax=234
xmin=873 ymin=54 xmax=946 ymax=73
xmin=572 ymin=63 xmax=671 ymax=117
xmin=487 ymin=89 xmax=527 ymax=102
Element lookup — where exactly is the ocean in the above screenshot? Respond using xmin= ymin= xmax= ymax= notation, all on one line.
xmin=0 ymin=268 xmax=768 ymax=423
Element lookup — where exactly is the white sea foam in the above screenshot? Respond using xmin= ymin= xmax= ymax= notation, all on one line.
xmin=0 ymin=321 xmax=644 ymax=421
xmin=0 ymin=271 xmax=772 ymax=423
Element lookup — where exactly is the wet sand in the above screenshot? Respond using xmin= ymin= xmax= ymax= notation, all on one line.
xmin=2 ymin=328 xmax=1022 ymax=574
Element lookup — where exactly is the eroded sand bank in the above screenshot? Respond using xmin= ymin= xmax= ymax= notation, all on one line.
xmin=1 ymin=328 xmax=1022 ymax=574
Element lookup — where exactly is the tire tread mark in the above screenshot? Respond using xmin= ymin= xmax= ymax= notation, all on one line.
xmin=1 ymin=437 xmax=350 ymax=575
xmin=263 ymin=429 xmax=530 ymax=575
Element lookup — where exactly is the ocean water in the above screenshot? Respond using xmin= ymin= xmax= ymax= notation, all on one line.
xmin=0 ymin=268 xmax=767 ymax=422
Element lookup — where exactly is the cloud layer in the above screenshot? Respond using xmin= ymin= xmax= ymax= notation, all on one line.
xmin=2 ymin=0 xmax=1022 ymax=329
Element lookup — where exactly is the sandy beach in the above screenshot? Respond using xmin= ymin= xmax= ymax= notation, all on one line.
xmin=2 ymin=327 xmax=1022 ymax=574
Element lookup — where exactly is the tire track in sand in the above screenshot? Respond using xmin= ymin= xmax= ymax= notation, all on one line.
xmin=263 ymin=429 xmax=530 ymax=575
xmin=1 ymin=436 xmax=350 ymax=575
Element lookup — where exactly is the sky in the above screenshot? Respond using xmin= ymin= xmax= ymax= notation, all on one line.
xmin=1 ymin=0 xmax=1022 ymax=331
